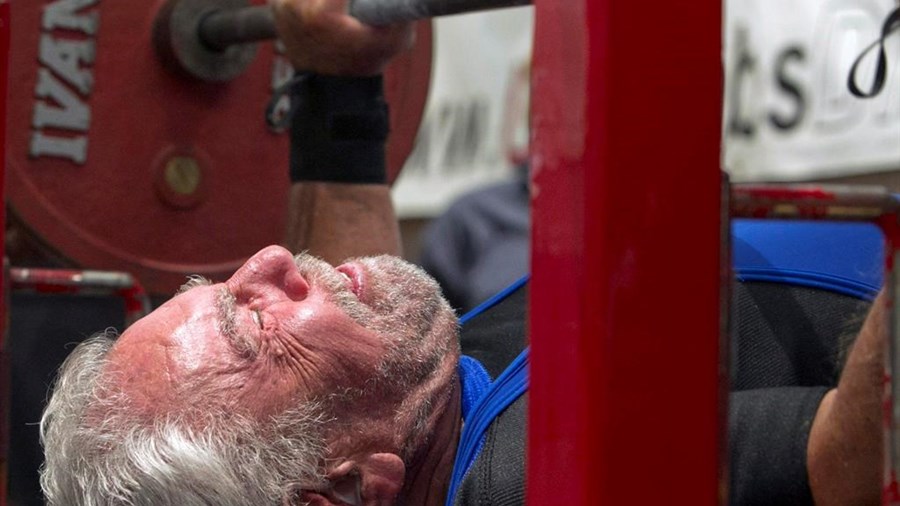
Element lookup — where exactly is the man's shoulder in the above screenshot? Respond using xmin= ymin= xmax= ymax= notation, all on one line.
xmin=460 ymin=280 xmax=529 ymax=378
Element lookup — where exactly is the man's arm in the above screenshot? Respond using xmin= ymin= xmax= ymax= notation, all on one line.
xmin=285 ymin=183 xmax=401 ymax=264
xmin=272 ymin=0 xmax=412 ymax=263
xmin=807 ymin=291 xmax=886 ymax=506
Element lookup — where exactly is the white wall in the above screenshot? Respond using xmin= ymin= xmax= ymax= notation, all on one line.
xmin=392 ymin=6 xmax=534 ymax=218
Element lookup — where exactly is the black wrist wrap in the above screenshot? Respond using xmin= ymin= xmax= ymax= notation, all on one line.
xmin=289 ymin=74 xmax=389 ymax=184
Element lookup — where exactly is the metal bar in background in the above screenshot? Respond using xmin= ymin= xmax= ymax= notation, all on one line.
xmin=198 ymin=0 xmax=531 ymax=50
xmin=730 ymin=184 xmax=898 ymax=221
xmin=885 ymin=223 xmax=900 ymax=506
xmin=9 ymin=269 xmax=152 ymax=327
xmin=1 ymin=1 xmax=11 ymax=503
xmin=528 ymin=0 xmax=725 ymax=503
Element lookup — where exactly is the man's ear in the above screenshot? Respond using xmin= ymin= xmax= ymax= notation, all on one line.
xmin=356 ymin=453 xmax=405 ymax=505
xmin=298 ymin=453 xmax=405 ymax=506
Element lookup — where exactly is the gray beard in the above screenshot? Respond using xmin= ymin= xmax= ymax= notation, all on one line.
xmin=292 ymin=253 xmax=447 ymax=352
xmin=293 ymin=252 xmax=456 ymax=403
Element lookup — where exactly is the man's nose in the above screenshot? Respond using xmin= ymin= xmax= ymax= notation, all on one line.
xmin=227 ymin=245 xmax=309 ymax=303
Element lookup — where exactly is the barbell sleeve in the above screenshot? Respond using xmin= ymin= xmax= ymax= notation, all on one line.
xmin=198 ymin=0 xmax=531 ymax=51
xmin=199 ymin=6 xmax=277 ymax=52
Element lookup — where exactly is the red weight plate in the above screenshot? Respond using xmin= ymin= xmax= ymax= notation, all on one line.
xmin=6 ymin=0 xmax=431 ymax=296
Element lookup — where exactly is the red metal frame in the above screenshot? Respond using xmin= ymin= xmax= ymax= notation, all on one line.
xmin=9 ymin=268 xmax=152 ymax=326
xmin=0 ymin=0 xmax=10 ymax=506
xmin=1 ymin=1 xmax=10 ymax=503
xmin=528 ymin=0 xmax=725 ymax=504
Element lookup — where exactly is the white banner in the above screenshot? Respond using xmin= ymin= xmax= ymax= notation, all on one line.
xmin=724 ymin=0 xmax=900 ymax=181
xmin=392 ymin=7 xmax=533 ymax=218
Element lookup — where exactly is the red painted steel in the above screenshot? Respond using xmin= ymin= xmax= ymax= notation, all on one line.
xmin=9 ymin=268 xmax=152 ymax=326
xmin=0 ymin=1 xmax=10 ymax=502
xmin=528 ymin=0 xmax=725 ymax=504
xmin=878 ymin=216 xmax=899 ymax=506
xmin=731 ymin=183 xmax=892 ymax=220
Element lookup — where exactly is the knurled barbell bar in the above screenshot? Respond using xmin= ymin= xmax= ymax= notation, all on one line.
xmin=198 ymin=0 xmax=531 ymax=49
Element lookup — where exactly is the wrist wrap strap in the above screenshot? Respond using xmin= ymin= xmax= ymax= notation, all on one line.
xmin=289 ymin=74 xmax=389 ymax=184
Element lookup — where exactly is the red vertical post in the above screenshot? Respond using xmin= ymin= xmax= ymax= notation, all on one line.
xmin=528 ymin=1 xmax=725 ymax=504
xmin=0 ymin=1 xmax=9 ymax=504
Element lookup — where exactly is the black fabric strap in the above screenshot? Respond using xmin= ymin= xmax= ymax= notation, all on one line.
xmin=287 ymin=74 xmax=389 ymax=184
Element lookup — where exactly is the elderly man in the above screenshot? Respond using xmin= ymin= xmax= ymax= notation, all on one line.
xmin=41 ymin=245 xmax=463 ymax=505
xmin=39 ymin=0 xmax=477 ymax=503
xmin=39 ymin=0 xmax=886 ymax=504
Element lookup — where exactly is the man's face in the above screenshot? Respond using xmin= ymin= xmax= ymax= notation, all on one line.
xmin=105 ymin=245 xmax=456 ymax=420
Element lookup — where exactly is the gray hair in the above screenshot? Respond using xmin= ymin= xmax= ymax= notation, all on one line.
xmin=40 ymin=334 xmax=328 ymax=506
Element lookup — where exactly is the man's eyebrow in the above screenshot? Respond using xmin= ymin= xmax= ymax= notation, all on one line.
xmin=215 ymin=287 xmax=238 ymax=342
xmin=214 ymin=287 xmax=257 ymax=358
xmin=176 ymin=275 xmax=212 ymax=295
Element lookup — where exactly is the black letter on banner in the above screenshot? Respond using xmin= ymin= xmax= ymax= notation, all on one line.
xmin=769 ymin=46 xmax=806 ymax=131
xmin=727 ymin=28 xmax=757 ymax=138
xmin=848 ymin=6 xmax=899 ymax=99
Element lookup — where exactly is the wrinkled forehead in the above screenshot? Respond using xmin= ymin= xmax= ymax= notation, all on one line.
xmin=114 ymin=284 xmax=222 ymax=351
xmin=102 ymin=285 xmax=235 ymax=412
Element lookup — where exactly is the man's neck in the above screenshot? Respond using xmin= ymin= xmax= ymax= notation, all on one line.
xmin=401 ymin=378 xmax=463 ymax=506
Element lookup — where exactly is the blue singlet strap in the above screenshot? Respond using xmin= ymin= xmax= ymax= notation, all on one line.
xmin=445 ymin=348 xmax=530 ymax=506
xmin=458 ymin=356 xmax=492 ymax=419
xmin=460 ymin=274 xmax=530 ymax=325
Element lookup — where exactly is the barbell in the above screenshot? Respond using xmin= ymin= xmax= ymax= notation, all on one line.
xmin=196 ymin=0 xmax=532 ymax=50
xmin=155 ymin=0 xmax=529 ymax=82
xmin=7 ymin=0 xmax=528 ymax=296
